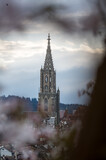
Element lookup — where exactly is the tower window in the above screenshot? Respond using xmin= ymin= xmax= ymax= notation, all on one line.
xmin=44 ymin=98 xmax=48 ymax=111
xmin=45 ymin=76 xmax=48 ymax=83
xmin=50 ymin=77 xmax=51 ymax=82
xmin=45 ymin=85 xmax=48 ymax=91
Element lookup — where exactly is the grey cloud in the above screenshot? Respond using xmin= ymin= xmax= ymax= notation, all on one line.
xmin=0 ymin=40 xmax=44 ymax=52
xmin=57 ymin=65 xmax=96 ymax=104
xmin=1 ymin=51 xmax=103 ymax=104
xmin=0 ymin=0 xmax=105 ymax=36
xmin=0 ymin=65 xmax=7 ymax=72
xmin=0 ymin=0 xmax=105 ymax=104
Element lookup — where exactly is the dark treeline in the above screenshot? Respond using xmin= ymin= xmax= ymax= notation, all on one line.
xmin=0 ymin=95 xmax=38 ymax=112
xmin=0 ymin=95 xmax=84 ymax=113
xmin=59 ymin=103 xmax=85 ymax=114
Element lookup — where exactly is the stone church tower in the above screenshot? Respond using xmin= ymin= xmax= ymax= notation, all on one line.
xmin=38 ymin=34 xmax=60 ymax=124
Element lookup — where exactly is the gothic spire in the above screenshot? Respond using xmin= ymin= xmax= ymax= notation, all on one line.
xmin=44 ymin=34 xmax=54 ymax=70
xmin=47 ymin=33 xmax=51 ymax=50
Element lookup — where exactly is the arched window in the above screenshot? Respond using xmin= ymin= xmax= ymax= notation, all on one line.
xmin=50 ymin=77 xmax=51 ymax=82
xmin=44 ymin=98 xmax=48 ymax=111
xmin=45 ymin=85 xmax=48 ymax=91
xmin=45 ymin=76 xmax=48 ymax=83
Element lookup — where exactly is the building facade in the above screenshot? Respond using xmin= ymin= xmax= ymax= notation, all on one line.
xmin=38 ymin=34 xmax=60 ymax=124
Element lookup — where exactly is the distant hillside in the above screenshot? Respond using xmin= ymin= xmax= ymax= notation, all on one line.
xmin=60 ymin=103 xmax=84 ymax=114
xmin=0 ymin=96 xmax=84 ymax=113
xmin=0 ymin=95 xmax=38 ymax=111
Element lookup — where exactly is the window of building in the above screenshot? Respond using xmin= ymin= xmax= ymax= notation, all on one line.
xmin=45 ymin=85 xmax=48 ymax=91
xmin=45 ymin=76 xmax=48 ymax=83
xmin=44 ymin=98 xmax=48 ymax=111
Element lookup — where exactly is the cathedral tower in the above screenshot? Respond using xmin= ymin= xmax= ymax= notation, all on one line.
xmin=38 ymin=34 xmax=60 ymax=124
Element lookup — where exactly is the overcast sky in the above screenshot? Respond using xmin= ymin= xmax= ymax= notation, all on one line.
xmin=0 ymin=0 xmax=104 ymax=104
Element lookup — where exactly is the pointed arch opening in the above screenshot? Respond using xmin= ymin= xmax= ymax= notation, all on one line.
xmin=44 ymin=98 xmax=48 ymax=111
xmin=45 ymin=75 xmax=48 ymax=83
xmin=45 ymin=85 xmax=48 ymax=92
